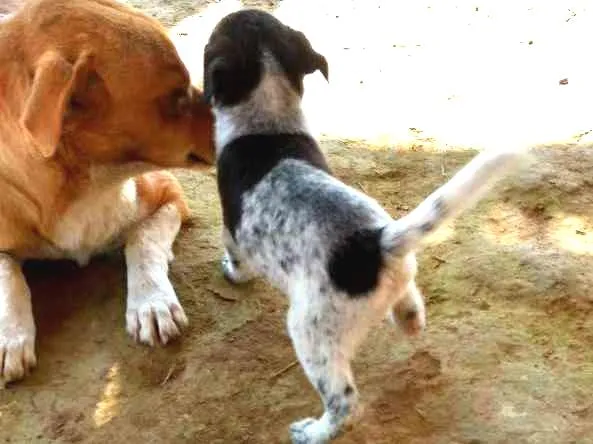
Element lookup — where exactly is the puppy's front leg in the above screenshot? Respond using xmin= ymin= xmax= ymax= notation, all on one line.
xmin=288 ymin=304 xmax=359 ymax=444
xmin=0 ymin=253 xmax=36 ymax=384
xmin=124 ymin=202 xmax=188 ymax=346
xmin=220 ymin=227 xmax=257 ymax=284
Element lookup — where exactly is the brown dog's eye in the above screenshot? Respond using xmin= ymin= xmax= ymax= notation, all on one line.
xmin=68 ymin=94 xmax=86 ymax=112
xmin=162 ymin=87 xmax=190 ymax=119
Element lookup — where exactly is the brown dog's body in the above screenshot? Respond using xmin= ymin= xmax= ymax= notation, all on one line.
xmin=0 ymin=0 xmax=214 ymax=384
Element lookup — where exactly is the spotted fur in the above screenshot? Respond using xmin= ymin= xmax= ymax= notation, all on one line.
xmin=206 ymin=9 xmax=525 ymax=443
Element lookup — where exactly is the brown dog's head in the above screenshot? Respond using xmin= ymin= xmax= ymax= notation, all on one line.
xmin=2 ymin=0 xmax=214 ymax=167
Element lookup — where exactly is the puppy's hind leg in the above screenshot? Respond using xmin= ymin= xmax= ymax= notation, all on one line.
xmin=388 ymin=280 xmax=426 ymax=337
xmin=221 ymin=227 xmax=257 ymax=284
xmin=287 ymin=301 xmax=361 ymax=444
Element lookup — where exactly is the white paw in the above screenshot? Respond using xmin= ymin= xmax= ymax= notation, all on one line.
xmin=0 ymin=321 xmax=36 ymax=384
xmin=290 ymin=417 xmax=331 ymax=444
xmin=126 ymin=277 xmax=188 ymax=347
xmin=221 ymin=251 xmax=253 ymax=284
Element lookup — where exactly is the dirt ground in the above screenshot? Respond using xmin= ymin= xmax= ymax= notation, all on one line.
xmin=2 ymin=1 xmax=593 ymax=443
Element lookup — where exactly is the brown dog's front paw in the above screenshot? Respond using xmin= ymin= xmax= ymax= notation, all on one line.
xmin=0 ymin=323 xmax=36 ymax=385
xmin=126 ymin=274 xmax=188 ymax=347
xmin=126 ymin=300 xmax=188 ymax=347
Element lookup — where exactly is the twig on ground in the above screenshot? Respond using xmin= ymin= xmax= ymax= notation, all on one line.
xmin=269 ymin=360 xmax=299 ymax=380
xmin=207 ymin=287 xmax=238 ymax=302
xmin=432 ymin=256 xmax=447 ymax=267
xmin=161 ymin=364 xmax=176 ymax=386
xmin=572 ymin=403 xmax=593 ymax=416
xmin=415 ymin=407 xmax=427 ymax=420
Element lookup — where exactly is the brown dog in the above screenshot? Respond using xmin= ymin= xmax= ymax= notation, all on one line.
xmin=0 ymin=0 xmax=214 ymax=384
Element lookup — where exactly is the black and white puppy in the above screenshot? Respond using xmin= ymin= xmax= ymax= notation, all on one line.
xmin=205 ymin=9 xmax=524 ymax=443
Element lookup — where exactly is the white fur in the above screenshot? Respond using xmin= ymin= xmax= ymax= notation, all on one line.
xmin=0 ymin=253 xmax=36 ymax=387
xmin=49 ymin=178 xmax=143 ymax=266
xmin=125 ymin=203 xmax=188 ymax=346
xmin=0 ymin=163 xmax=188 ymax=383
xmin=214 ymin=55 xmax=428 ymax=442
xmin=214 ymin=53 xmax=309 ymax=152
xmin=213 ymin=50 xmax=524 ymax=442
xmin=208 ymin=10 xmax=529 ymax=438
xmin=40 ymin=163 xmax=157 ymax=264
xmin=381 ymin=148 xmax=528 ymax=254
xmin=50 ymin=165 xmax=188 ymax=346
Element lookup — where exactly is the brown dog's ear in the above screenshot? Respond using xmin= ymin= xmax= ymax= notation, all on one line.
xmin=21 ymin=50 xmax=92 ymax=158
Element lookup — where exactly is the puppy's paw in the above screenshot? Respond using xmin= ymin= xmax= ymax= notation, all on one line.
xmin=290 ymin=418 xmax=331 ymax=444
xmin=0 ymin=321 xmax=36 ymax=384
xmin=126 ymin=277 xmax=188 ymax=347
xmin=221 ymin=250 xmax=254 ymax=285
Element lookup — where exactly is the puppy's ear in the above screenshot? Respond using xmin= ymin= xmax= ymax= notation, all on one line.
xmin=21 ymin=50 xmax=93 ymax=158
xmin=292 ymin=30 xmax=328 ymax=81
xmin=308 ymin=51 xmax=328 ymax=81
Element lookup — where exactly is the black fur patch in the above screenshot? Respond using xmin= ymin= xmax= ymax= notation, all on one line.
xmin=217 ymin=133 xmax=330 ymax=237
xmin=328 ymin=228 xmax=385 ymax=297
xmin=327 ymin=394 xmax=350 ymax=418
xmin=204 ymin=9 xmax=328 ymax=105
xmin=344 ymin=385 xmax=354 ymax=396
xmin=317 ymin=379 xmax=327 ymax=397
xmin=279 ymin=254 xmax=298 ymax=273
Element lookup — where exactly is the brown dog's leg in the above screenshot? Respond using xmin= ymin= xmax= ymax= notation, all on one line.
xmin=0 ymin=253 xmax=36 ymax=385
xmin=124 ymin=172 xmax=189 ymax=346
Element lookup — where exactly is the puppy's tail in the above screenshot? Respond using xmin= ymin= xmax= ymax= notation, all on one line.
xmin=381 ymin=147 xmax=530 ymax=256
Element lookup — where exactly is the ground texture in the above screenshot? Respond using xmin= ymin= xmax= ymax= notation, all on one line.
xmin=1 ymin=1 xmax=593 ymax=443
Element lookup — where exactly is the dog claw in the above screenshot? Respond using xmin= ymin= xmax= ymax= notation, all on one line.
xmin=126 ymin=281 xmax=188 ymax=346
xmin=0 ymin=328 xmax=36 ymax=385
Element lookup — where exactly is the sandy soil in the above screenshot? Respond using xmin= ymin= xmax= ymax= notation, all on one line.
xmin=2 ymin=1 xmax=593 ymax=443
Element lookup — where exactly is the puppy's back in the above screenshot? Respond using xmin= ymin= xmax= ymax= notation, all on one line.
xmin=217 ymin=133 xmax=329 ymax=236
